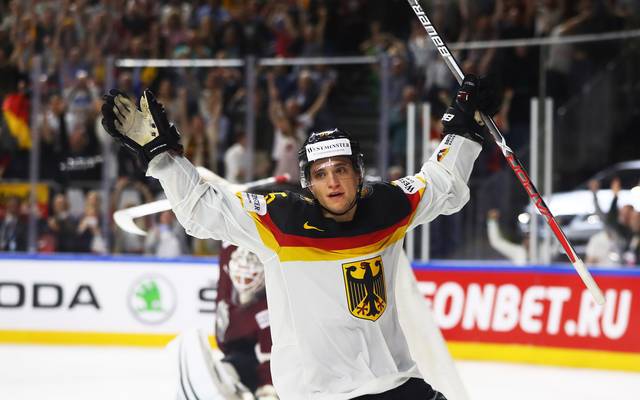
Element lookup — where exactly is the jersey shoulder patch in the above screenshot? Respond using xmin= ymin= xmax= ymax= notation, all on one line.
xmin=391 ymin=175 xmax=426 ymax=195
xmin=255 ymin=309 xmax=270 ymax=329
xmin=241 ymin=192 xmax=267 ymax=215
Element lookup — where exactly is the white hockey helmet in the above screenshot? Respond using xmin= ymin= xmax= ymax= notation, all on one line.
xmin=228 ymin=247 xmax=265 ymax=299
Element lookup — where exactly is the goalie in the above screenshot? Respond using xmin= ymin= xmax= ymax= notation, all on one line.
xmin=169 ymin=242 xmax=276 ymax=400
xmin=102 ymin=75 xmax=498 ymax=399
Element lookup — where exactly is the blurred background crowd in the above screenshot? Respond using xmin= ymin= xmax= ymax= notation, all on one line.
xmin=0 ymin=0 xmax=639 ymax=265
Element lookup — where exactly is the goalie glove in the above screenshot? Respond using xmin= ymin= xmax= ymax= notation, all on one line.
xmin=101 ymin=89 xmax=183 ymax=169
xmin=441 ymin=75 xmax=500 ymax=145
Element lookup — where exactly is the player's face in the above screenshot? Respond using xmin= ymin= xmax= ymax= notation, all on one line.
xmin=309 ymin=157 xmax=360 ymax=221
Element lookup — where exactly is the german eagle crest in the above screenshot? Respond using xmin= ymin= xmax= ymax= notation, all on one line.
xmin=342 ymin=256 xmax=387 ymax=321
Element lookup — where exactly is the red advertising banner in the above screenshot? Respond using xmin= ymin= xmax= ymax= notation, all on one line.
xmin=412 ymin=264 xmax=639 ymax=369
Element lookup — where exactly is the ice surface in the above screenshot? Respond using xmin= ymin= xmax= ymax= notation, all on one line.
xmin=1 ymin=345 xmax=638 ymax=400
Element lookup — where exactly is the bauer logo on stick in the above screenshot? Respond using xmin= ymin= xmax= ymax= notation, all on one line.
xmin=342 ymin=256 xmax=387 ymax=321
xmin=409 ymin=0 xmax=451 ymax=57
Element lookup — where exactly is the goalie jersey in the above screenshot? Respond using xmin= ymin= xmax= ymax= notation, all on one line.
xmin=215 ymin=243 xmax=273 ymax=390
xmin=148 ymin=134 xmax=481 ymax=400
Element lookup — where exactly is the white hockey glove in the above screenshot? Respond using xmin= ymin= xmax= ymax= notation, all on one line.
xmin=101 ymin=89 xmax=183 ymax=169
xmin=255 ymin=385 xmax=279 ymax=400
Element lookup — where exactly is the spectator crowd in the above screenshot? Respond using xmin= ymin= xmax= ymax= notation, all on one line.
xmin=0 ymin=0 xmax=637 ymax=261
xmin=584 ymin=178 xmax=640 ymax=267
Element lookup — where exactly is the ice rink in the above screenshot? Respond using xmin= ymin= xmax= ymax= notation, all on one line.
xmin=1 ymin=344 xmax=639 ymax=400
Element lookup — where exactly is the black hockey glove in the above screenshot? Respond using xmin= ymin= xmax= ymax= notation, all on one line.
xmin=101 ymin=89 xmax=183 ymax=169
xmin=441 ymin=75 xmax=500 ymax=145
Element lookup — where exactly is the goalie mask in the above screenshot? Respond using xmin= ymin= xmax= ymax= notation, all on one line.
xmin=228 ymin=247 xmax=265 ymax=304
xmin=298 ymin=129 xmax=364 ymax=190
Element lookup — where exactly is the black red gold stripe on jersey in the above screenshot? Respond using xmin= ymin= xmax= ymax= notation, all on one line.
xmin=250 ymin=188 xmax=424 ymax=262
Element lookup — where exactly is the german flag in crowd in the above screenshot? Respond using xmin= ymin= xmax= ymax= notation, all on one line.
xmin=2 ymin=92 xmax=31 ymax=150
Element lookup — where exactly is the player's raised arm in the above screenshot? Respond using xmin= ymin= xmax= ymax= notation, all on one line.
xmin=101 ymin=89 xmax=270 ymax=257
xmin=403 ymin=75 xmax=500 ymax=229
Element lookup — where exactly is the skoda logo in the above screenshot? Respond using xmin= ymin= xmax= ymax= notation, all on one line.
xmin=128 ymin=275 xmax=176 ymax=325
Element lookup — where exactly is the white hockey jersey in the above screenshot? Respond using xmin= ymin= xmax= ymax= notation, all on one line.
xmin=147 ymin=134 xmax=481 ymax=400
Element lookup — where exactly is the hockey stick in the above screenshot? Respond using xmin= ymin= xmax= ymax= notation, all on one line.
xmin=407 ymin=0 xmax=605 ymax=305
xmin=113 ymin=168 xmax=290 ymax=236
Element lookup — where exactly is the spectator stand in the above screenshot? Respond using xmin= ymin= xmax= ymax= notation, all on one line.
xmin=6 ymin=0 xmax=640 ymax=259
xmin=113 ymin=55 xmax=385 ymax=180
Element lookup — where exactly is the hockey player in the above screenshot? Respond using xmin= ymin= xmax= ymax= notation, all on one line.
xmin=215 ymin=242 xmax=277 ymax=399
xmin=102 ymin=75 xmax=497 ymax=399
xmin=168 ymin=242 xmax=276 ymax=400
